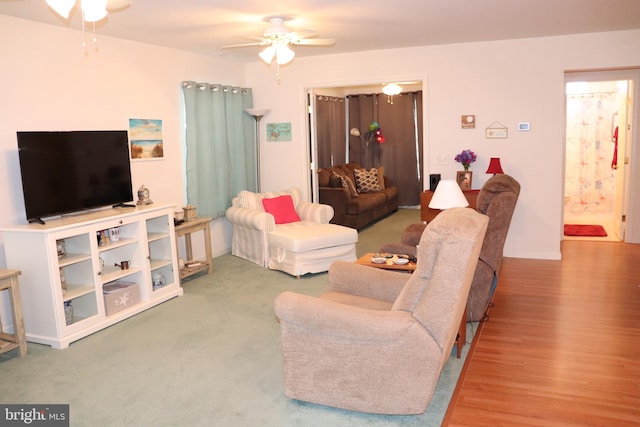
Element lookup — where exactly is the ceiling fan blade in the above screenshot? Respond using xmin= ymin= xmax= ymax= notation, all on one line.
xmin=290 ymin=29 xmax=317 ymax=39
xmin=294 ymin=38 xmax=336 ymax=46
xmin=222 ymin=34 xmax=271 ymax=49
xmin=222 ymin=41 xmax=269 ymax=49
xmin=106 ymin=0 xmax=131 ymax=11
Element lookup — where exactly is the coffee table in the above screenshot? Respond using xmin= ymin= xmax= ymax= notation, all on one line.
xmin=356 ymin=252 xmax=417 ymax=273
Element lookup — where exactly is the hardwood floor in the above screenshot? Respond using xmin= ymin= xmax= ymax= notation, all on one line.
xmin=444 ymin=240 xmax=640 ymax=426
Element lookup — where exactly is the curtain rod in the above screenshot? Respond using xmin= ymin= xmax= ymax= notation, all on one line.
xmin=181 ymin=81 xmax=250 ymax=94
xmin=346 ymin=90 xmax=422 ymax=98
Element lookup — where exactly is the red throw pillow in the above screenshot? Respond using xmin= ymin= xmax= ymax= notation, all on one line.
xmin=262 ymin=195 xmax=301 ymax=224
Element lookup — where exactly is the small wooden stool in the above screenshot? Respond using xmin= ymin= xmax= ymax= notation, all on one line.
xmin=0 ymin=269 xmax=27 ymax=358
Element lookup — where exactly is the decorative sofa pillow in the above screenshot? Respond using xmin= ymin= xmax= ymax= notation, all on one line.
xmin=332 ymin=171 xmax=359 ymax=198
xmin=262 ymin=195 xmax=301 ymax=224
xmin=317 ymin=168 xmax=331 ymax=187
xmin=354 ymin=168 xmax=382 ymax=193
xmin=329 ymin=174 xmax=343 ymax=188
xmin=237 ymin=190 xmax=264 ymax=211
xmin=237 ymin=188 xmax=302 ymax=212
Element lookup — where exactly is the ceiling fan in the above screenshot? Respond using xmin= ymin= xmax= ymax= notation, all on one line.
xmin=45 ymin=0 xmax=132 ymax=52
xmin=223 ymin=16 xmax=335 ymax=66
xmin=45 ymin=0 xmax=131 ymax=22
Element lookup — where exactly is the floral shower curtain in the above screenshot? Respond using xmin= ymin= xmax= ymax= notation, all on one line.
xmin=565 ymin=91 xmax=618 ymax=214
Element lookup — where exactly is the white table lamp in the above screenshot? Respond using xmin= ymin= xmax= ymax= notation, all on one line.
xmin=428 ymin=179 xmax=469 ymax=209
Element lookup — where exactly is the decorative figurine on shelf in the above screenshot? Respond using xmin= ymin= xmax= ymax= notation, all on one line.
xmin=152 ymin=272 xmax=166 ymax=291
xmin=183 ymin=205 xmax=197 ymax=222
xmin=137 ymin=185 xmax=153 ymax=205
xmin=64 ymin=301 xmax=73 ymax=326
xmin=56 ymin=239 xmax=66 ymax=258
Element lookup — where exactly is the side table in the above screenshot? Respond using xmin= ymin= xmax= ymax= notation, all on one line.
xmin=174 ymin=217 xmax=213 ymax=280
xmin=0 ymin=269 xmax=27 ymax=358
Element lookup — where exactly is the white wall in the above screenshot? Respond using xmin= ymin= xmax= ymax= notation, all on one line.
xmin=0 ymin=14 xmax=244 ymax=265
xmin=245 ymin=29 xmax=640 ymax=260
xmin=1 ymin=13 xmax=639 ymax=265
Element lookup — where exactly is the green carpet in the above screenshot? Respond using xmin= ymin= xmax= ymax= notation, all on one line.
xmin=0 ymin=209 xmax=476 ymax=426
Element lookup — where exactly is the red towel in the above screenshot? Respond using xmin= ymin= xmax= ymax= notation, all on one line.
xmin=612 ymin=126 xmax=618 ymax=170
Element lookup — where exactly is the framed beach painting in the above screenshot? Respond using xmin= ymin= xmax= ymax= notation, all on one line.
xmin=129 ymin=118 xmax=164 ymax=160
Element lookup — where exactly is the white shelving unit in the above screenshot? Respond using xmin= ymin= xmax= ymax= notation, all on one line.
xmin=1 ymin=204 xmax=183 ymax=349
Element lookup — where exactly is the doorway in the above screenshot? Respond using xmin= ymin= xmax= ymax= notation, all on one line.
xmin=306 ymin=81 xmax=424 ymax=204
xmin=564 ymin=69 xmax=639 ymax=243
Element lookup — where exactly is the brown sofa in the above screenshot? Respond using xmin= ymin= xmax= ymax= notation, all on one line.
xmin=317 ymin=162 xmax=399 ymax=229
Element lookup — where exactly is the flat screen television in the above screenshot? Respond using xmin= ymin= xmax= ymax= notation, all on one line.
xmin=17 ymin=130 xmax=134 ymax=224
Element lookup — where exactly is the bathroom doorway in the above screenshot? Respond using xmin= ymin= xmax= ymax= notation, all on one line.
xmin=564 ymin=70 xmax=638 ymax=242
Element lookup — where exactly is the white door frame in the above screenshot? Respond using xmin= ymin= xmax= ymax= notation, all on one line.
xmin=564 ymin=68 xmax=640 ymax=243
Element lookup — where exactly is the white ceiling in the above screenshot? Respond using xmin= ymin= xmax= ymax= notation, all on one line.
xmin=2 ymin=0 xmax=640 ymax=62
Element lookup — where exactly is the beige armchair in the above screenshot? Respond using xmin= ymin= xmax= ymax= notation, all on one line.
xmin=226 ymin=187 xmax=358 ymax=277
xmin=274 ymin=208 xmax=488 ymax=414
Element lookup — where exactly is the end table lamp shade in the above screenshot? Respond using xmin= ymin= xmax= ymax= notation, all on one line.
xmin=428 ymin=179 xmax=469 ymax=209
xmin=486 ymin=157 xmax=504 ymax=174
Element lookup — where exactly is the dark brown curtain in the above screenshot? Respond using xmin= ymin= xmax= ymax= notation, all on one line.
xmin=347 ymin=92 xmax=423 ymax=206
xmin=315 ymin=95 xmax=346 ymax=168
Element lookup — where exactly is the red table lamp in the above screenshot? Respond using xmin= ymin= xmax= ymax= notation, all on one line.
xmin=486 ymin=157 xmax=504 ymax=175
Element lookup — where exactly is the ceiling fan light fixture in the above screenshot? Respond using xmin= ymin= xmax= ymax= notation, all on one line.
xmin=382 ymin=83 xmax=402 ymax=104
xmin=382 ymin=83 xmax=402 ymax=96
xmin=259 ymin=46 xmax=276 ymax=64
xmin=263 ymin=16 xmax=290 ymax=37
xmin=81 ymin=0 xmax=108 ymax=22
xmin=259 ymin=43 xmax=295 ymax=66
xmin=275 ymin=44 xmax=295 ymax=65
xmin=46 ymin=0 xmax=76 ymax=19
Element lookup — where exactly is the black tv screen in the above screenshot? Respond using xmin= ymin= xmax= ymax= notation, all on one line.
xmin=17 ymin=130 xmax=134 ymax=223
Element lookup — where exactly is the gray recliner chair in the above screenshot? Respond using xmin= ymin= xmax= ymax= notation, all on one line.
xmin=379 ymin=174 xmax=520 ymax=321
xmin=274 ymin=208 xmax=488 ymax=414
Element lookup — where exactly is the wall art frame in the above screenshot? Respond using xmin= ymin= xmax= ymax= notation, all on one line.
xmin=485 ymin=121 xmax=508 ymax=139
xmin=129 ymin=118 xmax=164 ymax=160
xmin=266 ymin=122 xmax=292 ymax=142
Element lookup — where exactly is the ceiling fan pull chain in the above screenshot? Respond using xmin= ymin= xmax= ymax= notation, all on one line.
xmin=92 ymin=22 xmax=98 ymax=51
xmin=81 ymin=15 xmax=87 ymax=52
xmin=80 ymin=15 xmax=98 ymax=54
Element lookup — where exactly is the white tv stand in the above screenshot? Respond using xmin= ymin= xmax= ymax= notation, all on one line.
xmin=1 ymin=204 xmax=183 ymax=349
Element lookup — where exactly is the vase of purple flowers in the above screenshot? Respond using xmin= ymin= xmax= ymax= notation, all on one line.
xmin=455 ymin=149 xmax=477 ymax=171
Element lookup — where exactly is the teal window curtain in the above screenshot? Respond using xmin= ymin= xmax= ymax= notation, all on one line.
xmin=181 ymin=82 xmax=255 ymax=219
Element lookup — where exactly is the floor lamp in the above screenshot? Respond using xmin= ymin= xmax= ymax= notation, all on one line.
xmin=245 ymin=108 xmax=270 ymax=192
